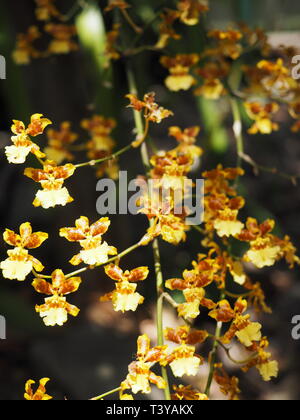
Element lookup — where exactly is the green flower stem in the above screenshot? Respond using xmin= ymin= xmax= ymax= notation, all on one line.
xmin=205 ymin=292 xmax=226 ymax=397
xmin=90 ymin=387 xmax=121 ymax=401
xmin=126 ymin=63 xmax=171 ymax=401
xmin=74 ymin=143 xmax=133 ymax=168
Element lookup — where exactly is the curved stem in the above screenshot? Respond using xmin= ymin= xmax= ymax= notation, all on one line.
xmin=192 ymin=225 xmax=206 ymax=235
xmin=215 ymin=338 xmax=258 ymax=365
xmin=205 ymin=291 xmax=225 ymax=396
xmin=90 ymin=387 xmax=121 ymax=401
xmin=32 ymin=268 xmax=52 ymax=279
xmin=205 ymin=320 xmax=223 ymax=396
xmin=61 ymin=0 xmax=88 ymax=22
xmin=74 ymin=143 xmax=133 ymax=168
xmin=121 ymin=9 xmax=142 ymax=34
xmin=126 ymin=63 xmax=171 ymax=401
xmin=222 ymin=289 xmax=252 ymax=299
xmin=130 ymin=0 xmax=169 ymax=48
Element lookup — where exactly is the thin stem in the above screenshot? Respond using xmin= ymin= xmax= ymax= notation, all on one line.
xmin=32 ymin=268 xmax=52 ymax=279
xmin=153 ymin=240 xmax=171 ymax=400
xmin=222 ymin=289 xmax=252 ymax=299
xmin=205 ymin=292 xmax=225 ymax=396
xmin=34 ymin=151 xmax=46 ymax=167
xmin=130 ymin=0 xmax=169 ymax=48
xmin=162 ymin=292 xmax=178 ymax=309
xmin=126 ymin=63 xmax=171 ymax=401
xmin=90 ymin=387 xmax=121 ymax=401
xmin=215 ymin=339 xmax=258 ymax=365
xmin=192 ymin=225 xmax=206 ymax=235
xmin=74 ymin=143 xmax=133 ymax=168
xmin=61 ymin=0 xmax=88 ymax=22
xmin=162 ymin=292 xmax=193 ymax=327
xmin=238 ymin=151 xmax=300 ymax=186
xmin=120 ymin=9 xmax=142 ymax=34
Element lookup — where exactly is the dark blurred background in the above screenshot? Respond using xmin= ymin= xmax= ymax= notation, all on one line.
xmin=0 ymin=0 xmax=300 ymax=400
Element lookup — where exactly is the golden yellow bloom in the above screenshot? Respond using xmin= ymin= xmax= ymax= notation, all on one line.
xmin=165 ymin=325 xmax=209 ymax=346
xmin=35 ymin=0 xmax=60 ymax=21
xmin=72 ymin=241 xmax=117 ymax=266
xmin=160 ymin=215 xmax=188 ymax=245
xmin=208 ymin=29 xmax=243 ymax=59
xmin=12 ymin=26 xmax=41 ymax=65
xmin=3 ymin=222 xmax=48 ymax=249
xmin=228 ymin=260 xmax=246 ymax=286
xmin=166 ymin=268 xmax=216 ymax=319
xmin=1 ymin=247 xmax=43 ymax=281
xmin=242 ymin=338 xmax=279 ymax=382
xmin=127 ymin=92 xmax=173 ymax=125
xmin=194 ymin=60 xmax=229 ymax=99
xmin=160 ymin=55 xmax=199 ymax=91
xmin=150 ymin=150 xmax=194 ymax=189
xmin=235 ymin=322 xmax=262 ymax=347
xmin=169 ymin=126 xmax=203 ymax=158
xmin=257 ymin=361 xmax=279 ymax=382
xmin=245 ymin=238 xmax=281 ymax=268
xmin=45 ymin=122 xmax=78 ymax=164
xmin=172 ymin=385 xmax=209 ymax=401
xmin=60 ymin=216 xmax=117 ymax=266
xmin=45 ymin=24 xmax=78 ymax=54
xmin=24 ymin=378 xmax=52 ymax=400
xmin=33 ymin=269 xmax=81 ymax=327
xmin=202 ymin=165 xmax=245 ymax=234
xmin=166 ymin=344 xmax=202 ymax=377
xmin=257 ymin=58 xmax=297 ymax=98
xmin=177 ymin=0 xmax=209 ymax=26
xmin=178 ymin=288 xmax=215 ymax=319
xmin=209 ymin=298 xmax=247 ymax=323
xmin=111 ymin=282 xmax=144 ymax=312
xmin=238 ymin=218 xmax=299 ymax=269
xmin=214 ymin=366 xmax=241 ymax=400
xmin=36 ymin=295 xmax=80 ymax=326
xmin=24 ymin=161 xmax=76 ymax=209
xmin=245 ymin=102 xmax=279 ymax=135
xmin=195 ymin=78 xmax=226 ymax=100
xmin=1 ymin=223 xmax=47 ymax=281
xmin=214 ymin=208 xmax=244 ymax=237
xmin=6 ymin=114 xmax=51 ymax=164
xmin=100 ymin=264 xmax=149 ymax=312
xmin=32 ymin=269 xmax=82 ymax=296
xmin=122 ymin=335 xmax=167 ymax=396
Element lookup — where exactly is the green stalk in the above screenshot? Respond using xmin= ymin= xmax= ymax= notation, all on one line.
xmin=204 ymin=292 xmax=226 ymax=397
xmin=126 ymin=63 xmax=171 ymax=401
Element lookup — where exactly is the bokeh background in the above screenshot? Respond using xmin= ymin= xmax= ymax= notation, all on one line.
xmin=0 ymin=0 xmax=300 ymax=400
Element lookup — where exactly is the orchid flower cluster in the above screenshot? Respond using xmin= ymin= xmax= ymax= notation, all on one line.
xmin=5 ymin=0 xmax=300 ymax=401
xmin=13 ymin=0 xmax=78 ymax=64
